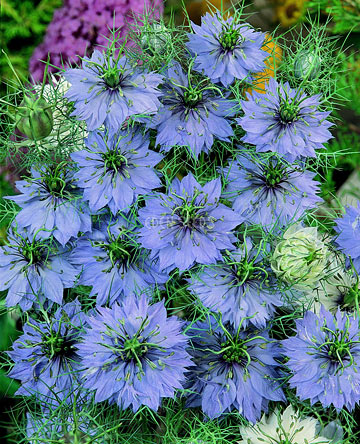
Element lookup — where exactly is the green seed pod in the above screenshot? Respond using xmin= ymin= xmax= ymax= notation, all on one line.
xmin=140 ymin=23 xmax=171 ymax=55
xmin=16 ymin=95 xmax=53 ymax=140
xmin=294 ymin=50 xmax=321 ymax=81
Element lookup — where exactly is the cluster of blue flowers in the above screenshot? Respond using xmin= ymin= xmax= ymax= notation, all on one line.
xmin=4 ymin=9 xmax=360 ymax=443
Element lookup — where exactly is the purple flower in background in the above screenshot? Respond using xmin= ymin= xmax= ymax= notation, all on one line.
xmin=153 ymin=61 xmax=235 ymax=157
xmin=5 ymin=163 xmax=91 ymax=246
xmin=138 ymin=173 xmax=239 ymax=272
xmin=29 ymin=0 xmax=164 ymax=82
xmin=334 ymin=203 xmax=360 ymax=272
xmin=238 ymin=78 xmax=333 ymax=161
xmin=78 ymin=296 xmax=192 ymax=412
xmin=187 ymin=238 xmax=283 ymax=328
xmin=222 ymin=154 xmax=322 ymax=227
xmin=64 ymin=49 xmax=163 ymax=131
xmin=186 ymin=12 xmax=268 ymax=87
xmin=0 ymin=226 xmax=78 ymax=310
xmin=71 ymin=216 xmax=169 ymax=306
xmin=71 ymin=129 xmax=163 ymax=215
xmin=185 ymin=318 xmax=284 ymax=422
xmin=282 ymin=306 xmax=360 ymax=411
xmin=8 ymin=300 xmax=85 ymax=401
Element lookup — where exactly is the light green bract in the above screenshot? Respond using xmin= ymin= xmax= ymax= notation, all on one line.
xmin=271 ymin=224 xmax=331 ymax=290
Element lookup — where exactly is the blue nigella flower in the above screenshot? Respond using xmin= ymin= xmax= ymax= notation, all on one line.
xmin=71 ymin=216 xmax=169 ymax=306
xmin=138 ymin=173 xmax=239 ymax=272
xmin=222 ymin=154 xmax=322 ymax=227
xmin=77 ymin=295 xmax=192 ymax=412
xmin=0 ymin=225 xmax=79 ymax=310
xmin=152 ymin=61 xmax=235 ymax=158
xmin=187 ymin=238 xmax=283 ymax=329
xmin=282 ymin=306 xmax=360 ymax=411
xmin=238 ymin=78 xmax=333 ymax=161
xmin=334 ymin=203 xmax=360 ymax=272
xmin=71 ymin=129 xmax=163 ymax=215
xmin=5 ymin=162 xmax=92 ymax=247
xmin=64 ymin=49 xmax=163 ymax=131
xmin=185 ymin=317 xmax=285 ymax=422
xmin=186 ymin=12 xmax=268 ymax=87
xmin=8 ymin=300 xmax=85 ymax=401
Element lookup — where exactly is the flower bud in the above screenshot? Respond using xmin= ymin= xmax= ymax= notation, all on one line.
xmin=16 ymin=95 xmax=53 ymax=140
xmin=271 ymin=224 xmax=330 ymax=289
xmin=140 ymin=23 xmax=171 ymax=54
xmin=294 ymin=50 xmax=321 ymax=81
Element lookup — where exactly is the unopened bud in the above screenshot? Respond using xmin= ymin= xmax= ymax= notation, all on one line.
xmin=294 ymin=50 xmax=321 ymax=81
xmin=16 ymin=95 xmax=53 ymax=140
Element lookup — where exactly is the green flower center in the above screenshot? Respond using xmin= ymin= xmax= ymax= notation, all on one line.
xmin=41 ymin=333 xmax=74 ymax=359
xmin=123 ymin=337 xmax=148 ymax=361
xmin=219 ymin=28 xmax=241 ymax=51
xmin=183 ymin=88 xmax=203 ymax=108
xmin=264 ymin=164 xmax=286 ymax=187
xmin=102 ymin=150 xmax=128 ymax=173
xmin=221 ymin=339 xmax=249 ymax=364
xmin=21 ymin=242 xmax=46 ymax=265
xmin=236 ymin=260 xmax=256 ymax=281
xmin=279 ymin=101 xmax=299 ymax=123
xmin=107 ymin=240 xmax=134 ymax=263
xmin=42 ymin=161 xmax=73 ymax=198
xmin=103 ymin=67 xmax=121 ymax=88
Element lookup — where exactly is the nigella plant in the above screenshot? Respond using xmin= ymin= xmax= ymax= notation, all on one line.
xmin=222 ymin=154 xmax=322 ymax=227
xmin=186 ymin=12 xmax=268 ymax=87
xmin=5 ymin=162 xmax=92 ymax=247
xmin=77 ymin=295 xmax=192 ymax=412
xmin=8 ymin=300 xmax=85 ymax=401
xmin=282 ymin=306 xmax=360 ymax=411
xmin=0 ymin=225 xmax=78 ymax=310
xmin=138 ymin=173 xmax=239 ymax=271
xmin=334 ymin=202 xmax=360 ymax=272
xmin=152 ymin=61 xmax=235 ymax=158
xmin=71 ymin=216 xmax=169 ymax=306
xmin=238 ymin=78 xmax=333 ymax=161
xmin=71 ymin=128 xmax=163 ymax=215
xmin=187 ymin=238 xmax=283 ymax=329
xmin=64 ymin=48 xmax=163 ymax=131
xmin=185 ymin=317 xmax=285 ymax=422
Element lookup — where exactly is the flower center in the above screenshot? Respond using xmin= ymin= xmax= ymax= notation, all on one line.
xmin=103 ymin=67 xmax=121 ymax=88
xmin=221 ymin=339 xmax=249 ymax=364
xmin=264 ymin=163 xmax=286 ymax=187
xmin=41 ymin=333 xmax=75 ymax=359
xmin=183 ymin=88 xmax=203 ymax=108
xmin=42 ymin=162 xmax=72 ymax=198
xmin=219 ymin=28 xmax=241 ymax=51
xmin=123 ymin=337 xmax=148 ymax=361
xmin=102 ymin=150 xmax=128 ymax=174
xmin=21 ymin=242 xmax=47 ymax=265
xmin=236 ymin=260 xmax=256 ymax=281
xmin=279 ymin=101 xmax=299 ymax=123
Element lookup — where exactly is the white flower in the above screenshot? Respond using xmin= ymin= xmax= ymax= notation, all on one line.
xmin=271 ymin=224 xmax=330 ymax=290
xmin=238 ymin=405 xmax=331 ymax=444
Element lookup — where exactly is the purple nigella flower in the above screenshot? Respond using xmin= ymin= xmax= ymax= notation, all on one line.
xmin=71 ymin=216 xmax=169 ymax=306
xmin=186 ymin=12 xmax=268 ymax=87
xmin=71 ymin=129 xmax=163 ymax=215
xmin=5 ymin=163 xmax=92 ymax=247
xmin=77 ymin=296 xmax=192 ymax=412
xmin=282 ymin=306 xmax=360 ymax=411
xmin=222 ymin=154 xmax=322 ymax=227
xmin=138 ymin=173 xmax=239 ymax=272
xmin=8 ymin=300 xmax=85 ymax=401
xmin=152 ymin=61 xmax=235 ymax=157
xmin=238 ymin=78 xmax=333 ymax=161
xmin=187 ymin=238 xmax=283 ymax=328
xmin=0 ymin=225 xmax=78 ymax=310
xmin=64 ymin=49 xmax=163 ymax=131
xmin=185 ymin=318 xmax=285 ymax=422
xmin=334 ymin=203 xmax=360 ymax=272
